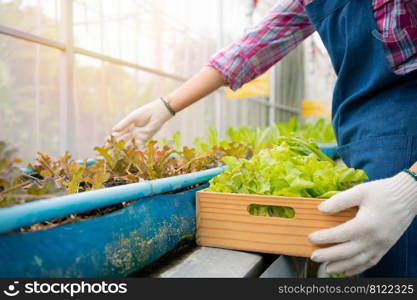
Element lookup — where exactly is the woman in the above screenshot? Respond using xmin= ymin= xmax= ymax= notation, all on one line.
xmin=111 ymin=0 xmax=417 ymax=277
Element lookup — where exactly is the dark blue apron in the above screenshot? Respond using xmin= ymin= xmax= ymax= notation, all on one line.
xmin=304 ymin=0 xmax=417 ymax=277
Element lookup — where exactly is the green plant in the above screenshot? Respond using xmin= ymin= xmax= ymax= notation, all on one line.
xmin=247 ymin=204 xmax=295 ymax=218
xmin=276 ymin=117 xmax=336 ymax=144
xmin=0 ymin=141 xmax=26 ymax=207
xmin=0 ymin=135 xmax=229 ymax=210
xmin=0 ymin=143 xmax=66 ymax=208
xmin=208 ymin=137 xmax=367 ymax=198
xmin=192 ymin=118 xmax=336 ymax=162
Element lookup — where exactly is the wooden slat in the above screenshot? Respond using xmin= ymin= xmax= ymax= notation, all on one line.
xmin=200 ymin=204 xmax=352 ymax=220
xmin=196 ymin=191 xmax=357 ymax=258
xmin=199 ymin=198 xmax=355 ymax=217
xmin=199 ymin=220 xmax=319 ymax=236
xmin=198 ymin=206 xmax=354 ymax=220
xmin=198 ymin=212 xmax=349 ymax=227
xmin=197 ymin=237 xmax=319 ymax=257
xmin=199 ymin=228 xmax=308 ymax=244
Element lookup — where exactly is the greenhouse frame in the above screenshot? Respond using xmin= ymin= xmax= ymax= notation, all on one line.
xmin=0 ymin=0 xmax=304 ymax=163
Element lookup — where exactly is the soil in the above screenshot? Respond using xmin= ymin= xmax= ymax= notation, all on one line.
xmin=16 ymin=183 xmax=203 ymax=233
xmin=19 ymin=201 xmax=132 ymax=233
xmin=104 ymin=177 xmax=129 ymax=188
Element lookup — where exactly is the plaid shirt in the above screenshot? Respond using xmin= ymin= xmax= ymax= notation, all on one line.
xmin=209 ymin=0 xmax=417 ymax=91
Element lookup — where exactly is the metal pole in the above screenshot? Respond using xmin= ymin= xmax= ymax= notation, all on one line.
xmin=35 ymin=1 xmax=41 ymax=152
xmin=0 ymin=24 xmax=66 ymax=50
xmin=215 ymin=0 xmax=224 ymax=135
xmin=0 ymin=24 xmax=186 ymax=82
xmin=60 ymin=0 xmax=76 ymax=155
xmin=269 ymin=67 xmax=277 ymax=125
xmin=244 ymin=0 xmax=256 ymax=32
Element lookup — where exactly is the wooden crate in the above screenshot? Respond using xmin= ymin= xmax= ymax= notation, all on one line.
xmin=196 ymin=191 xmax=357 ymax=258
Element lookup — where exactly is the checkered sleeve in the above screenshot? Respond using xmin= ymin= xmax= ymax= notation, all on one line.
xmin=208 ymin=0 xmax=315 ymax=90
xmin=373 ymin=0 xmax=417 ymax=75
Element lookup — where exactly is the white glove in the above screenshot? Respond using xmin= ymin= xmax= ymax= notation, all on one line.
xmin=111 ymin=98 xmax=174 ymax=146
xmin=309 ymin=171 xmax=417 ymax=276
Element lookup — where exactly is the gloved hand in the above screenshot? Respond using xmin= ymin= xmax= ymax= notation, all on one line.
xmin=111 ymin=98 xmax=174 ymax=146
xmin=309 ymin=171 xmax=417 ymax=276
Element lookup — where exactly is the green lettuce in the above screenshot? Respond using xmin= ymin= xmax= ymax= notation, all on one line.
xmin=276 ymin=117 xmax=336 ymax=144
xmin=207 ymin=137 xmax=367 ymax=199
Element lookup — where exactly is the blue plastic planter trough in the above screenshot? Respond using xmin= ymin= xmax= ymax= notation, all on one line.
xmin=0 ymin=167 xmax=225 ymax=278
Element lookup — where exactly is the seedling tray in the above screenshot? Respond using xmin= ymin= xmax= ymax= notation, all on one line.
xmin=196 ymin=191 xmax=357 ymax=258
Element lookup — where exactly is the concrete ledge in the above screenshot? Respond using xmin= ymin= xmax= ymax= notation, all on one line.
xmin=260 ymin=255 xmax=307 ymax=278
xmin=157 ymin=247 xmax=269 ymax=278
xmin=140 ymin=246 xmax=305 ymax=278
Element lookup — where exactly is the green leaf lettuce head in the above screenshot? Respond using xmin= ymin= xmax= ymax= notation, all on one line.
xmin=207 ymin=137 xmax=367 ymax=199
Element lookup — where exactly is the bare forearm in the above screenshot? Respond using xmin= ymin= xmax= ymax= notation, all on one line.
xmin=165 ymin=66 xmax=226 ymax=112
